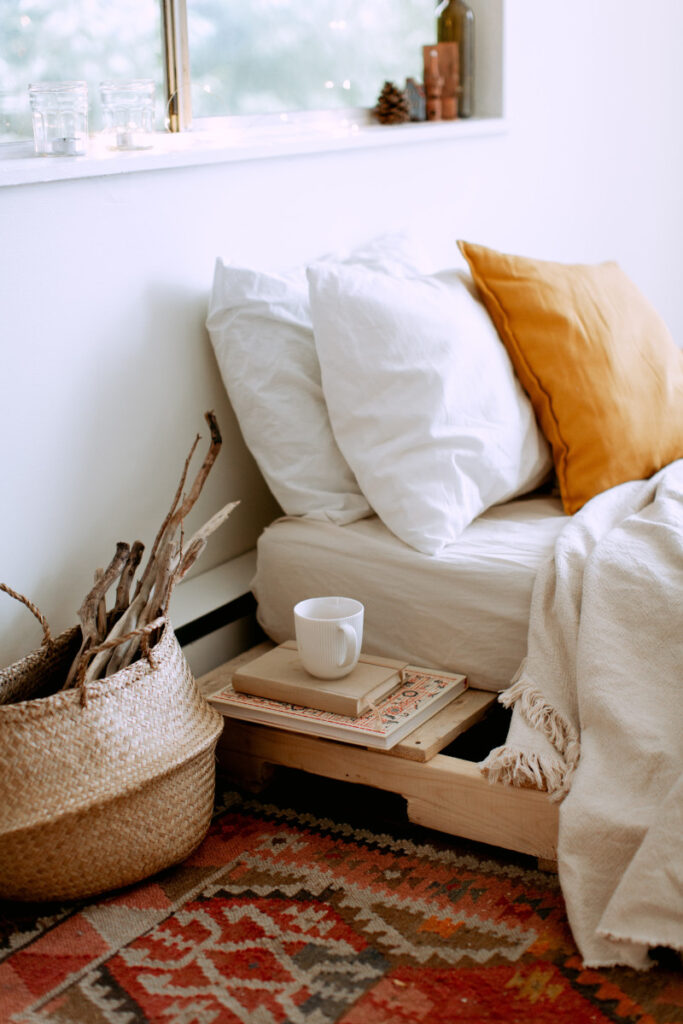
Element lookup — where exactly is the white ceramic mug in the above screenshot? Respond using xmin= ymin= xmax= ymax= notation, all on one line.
xmin=294 ymin=596 xmax=364 ymax=680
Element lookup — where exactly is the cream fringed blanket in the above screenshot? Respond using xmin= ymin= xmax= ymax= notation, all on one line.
xmin=481 ymin=459 xmax=683 ymax=969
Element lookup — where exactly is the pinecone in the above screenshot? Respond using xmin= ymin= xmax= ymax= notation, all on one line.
xmin=373 ymin=81 xmax=410 ymax=125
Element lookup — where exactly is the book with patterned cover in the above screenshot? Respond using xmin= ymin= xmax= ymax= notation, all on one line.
xmin=231 ymin=641 xmax=407 ymax=716
xmin=209 ymin=666 xmax=468 ymax=750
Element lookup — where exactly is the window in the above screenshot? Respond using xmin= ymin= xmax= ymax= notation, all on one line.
xmin=187 ymin=1 xmax=434 ymax=120
xmin=1 ymin=0 xmax=503 ymax=149
xmin=0 ymin=0 xmax=163 ymax=140
xmin=1 ymin=0 xmax=438 ymax=141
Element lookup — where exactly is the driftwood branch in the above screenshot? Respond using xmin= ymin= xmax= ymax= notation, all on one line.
xmin=133 ymin=435 xmax=200 ymax=602
xmin=62 ymin=542 xmax=130 ymax=689
xmin=96 ymin=572 xmax=107 ymax=639
xmin=113 ymin=540 xmax=144 ymax=622
xmin=81 ymin=544 xmax=130 ymax=644
xmin=102 ymin=414 xmax=227 ymax=677
xmin=175 ymin=500 xmax=241 ymax=583
xmin=63 ymin=411 xmax=238 ymax=688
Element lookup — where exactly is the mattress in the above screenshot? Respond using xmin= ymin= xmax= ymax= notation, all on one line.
xmin=252 ymin=493 xmax=568 ymax=692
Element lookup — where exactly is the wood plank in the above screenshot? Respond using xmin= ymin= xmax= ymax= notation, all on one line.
xmin=216 ymin=719 xmax=559 ymax=861
xmin=404 ymin=756 xmax=558 ymax=861
xmin=388 ymin=689 xmax=497 ymax=762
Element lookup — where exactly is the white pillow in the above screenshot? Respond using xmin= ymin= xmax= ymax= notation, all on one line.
xmin=206 ymin=232 xmax=429 ymax=524
xmin=307 ymin=263 xmax=553 ymax=555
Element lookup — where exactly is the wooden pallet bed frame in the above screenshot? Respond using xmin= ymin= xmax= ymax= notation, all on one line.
xmin=198 ymin=643 xmax=559 ymax=867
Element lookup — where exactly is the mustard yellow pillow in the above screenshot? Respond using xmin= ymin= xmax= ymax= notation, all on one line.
xmin=458 ymin=241 xmax=683 ymax=514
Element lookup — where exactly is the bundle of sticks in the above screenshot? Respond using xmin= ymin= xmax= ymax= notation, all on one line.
xmin=63 ymin=411 xmax=238 ymax=688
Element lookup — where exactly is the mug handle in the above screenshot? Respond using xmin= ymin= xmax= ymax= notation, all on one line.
xmin=336 ymin=623 xmax=359 ymax=668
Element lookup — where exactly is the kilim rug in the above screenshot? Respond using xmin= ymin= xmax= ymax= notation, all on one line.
xmin=1 ymin=770 xmax=681 ymax=1024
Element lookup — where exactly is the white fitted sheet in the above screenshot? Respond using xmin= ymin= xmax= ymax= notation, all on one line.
xmin=252 ymin=493 xmax=568 ymax=692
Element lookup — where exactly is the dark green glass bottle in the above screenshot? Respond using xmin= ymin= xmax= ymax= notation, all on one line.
xmin=436 ymin=0 xmax=474 ymax=118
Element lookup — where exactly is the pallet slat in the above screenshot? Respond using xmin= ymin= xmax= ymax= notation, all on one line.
xmin=216 ymin=719 xmax=559 ymax=861
xmin=389 ymin=689 xmax=497 ymax=762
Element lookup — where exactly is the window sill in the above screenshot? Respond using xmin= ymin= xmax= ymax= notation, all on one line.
xmin=0 ymin=114 xmax=506 ymax=188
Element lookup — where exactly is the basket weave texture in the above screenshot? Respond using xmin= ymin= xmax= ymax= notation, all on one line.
xmin=0 ymin=617 xmax=223 ymax=902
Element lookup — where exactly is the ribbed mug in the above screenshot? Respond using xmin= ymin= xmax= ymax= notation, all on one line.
xmin=294 ymin=597 xmax=363 ymax=680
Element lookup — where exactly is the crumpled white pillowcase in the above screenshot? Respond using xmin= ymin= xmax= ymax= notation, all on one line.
xmin=307 ymin=262 xmax=553 ymax=555
xmin=206 ymin=232 xmax=432 ymax=525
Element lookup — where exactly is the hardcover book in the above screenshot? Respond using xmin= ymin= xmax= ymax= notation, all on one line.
xmin=231 ymin=641 xmax=406 ymax=716
xmin=209 ymin=665 xmax=468 ymax=751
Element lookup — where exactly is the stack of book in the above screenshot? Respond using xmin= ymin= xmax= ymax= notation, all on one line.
xmin=208 ymin=641 xmax=468 ymax=751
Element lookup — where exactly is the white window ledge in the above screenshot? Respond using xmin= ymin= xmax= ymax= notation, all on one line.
xmin=168 ymin=549 xmax=257 ymax=629
xmin=0 ymin=112 xmax=506 ymax=188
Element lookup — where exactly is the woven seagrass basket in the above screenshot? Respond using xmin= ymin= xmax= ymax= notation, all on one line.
xmin=0 ymin=587 xmax=224 ymax=902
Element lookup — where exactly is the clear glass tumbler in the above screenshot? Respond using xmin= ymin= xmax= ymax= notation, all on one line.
xmin=99 ymin=79 xmax=155 ymax=151
xmin=28 ymin=81 xmax=89 ymax=156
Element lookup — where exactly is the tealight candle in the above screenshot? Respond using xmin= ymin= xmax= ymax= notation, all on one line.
xmin=52 ymin=136 xmax=83 ymax=156
xmin=100 ymin=80 xmax=155 ymax=151
xmin=28 ymin=81 xmax=88 ymax=157
xmin=116 ymin=129 xmax=135 ymax=149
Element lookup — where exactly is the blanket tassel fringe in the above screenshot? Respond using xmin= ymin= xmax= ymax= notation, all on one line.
xmin=479 ymin=671 xmax=581 ymax=800
xmin=479 ymin=745 xmax=568 ymax=797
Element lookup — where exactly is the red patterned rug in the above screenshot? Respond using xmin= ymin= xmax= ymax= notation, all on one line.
xmin=1 ymin=772 xmax=681 ymax=1024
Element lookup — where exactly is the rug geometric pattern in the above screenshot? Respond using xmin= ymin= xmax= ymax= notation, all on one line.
xmin=1 ymin=779 xmax=681 ymax=1024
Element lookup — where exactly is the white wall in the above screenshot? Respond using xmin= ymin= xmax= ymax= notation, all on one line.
xmin=2 ymin=0 xmax=682 ymax=666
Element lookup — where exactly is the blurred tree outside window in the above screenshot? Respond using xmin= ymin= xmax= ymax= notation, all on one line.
xmin=1 ymin=0 xmax=434 ymax=142
xmin=188 ymin=0 xmax=433 ymax=118
xmin=0 ymin=0 xmax=163 ymax=140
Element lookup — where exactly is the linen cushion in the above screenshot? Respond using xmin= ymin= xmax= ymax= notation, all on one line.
xmin=206 ymin=233 xmax=429 ymax=524
xmin=459 ymin=240 xmax=683 ymax=514
xmin=307 ymin=262 xmax=552 ymax=555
